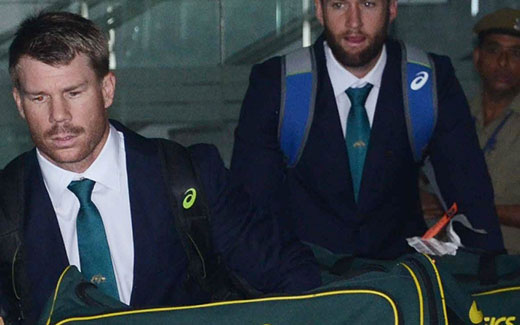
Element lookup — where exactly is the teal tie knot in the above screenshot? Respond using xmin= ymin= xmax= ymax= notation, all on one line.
xmin=68 ymin=178 xmax=95 ymax=207
xmin=67 ymin=178 xmax=119 ymax=300
xmin=345 ymin=83 xmax=373 ymax=202
xmin=346 ymin=83 xmax=373 ymax=108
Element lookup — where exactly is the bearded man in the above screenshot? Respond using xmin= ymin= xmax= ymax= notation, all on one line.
xmin=230 ymin=0 xmax=504 ymax=258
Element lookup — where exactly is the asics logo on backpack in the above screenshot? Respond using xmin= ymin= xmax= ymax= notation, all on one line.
xmin=410 ymin=71 xmax=429 ymax=90
xmin=183 ymin=188 xmax=197 ymax=209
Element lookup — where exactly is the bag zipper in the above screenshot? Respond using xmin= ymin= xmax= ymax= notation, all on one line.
xmin=402 ymin=257 xmax=440 ymax=325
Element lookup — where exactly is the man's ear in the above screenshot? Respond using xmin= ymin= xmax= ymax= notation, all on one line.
xmin=101 ymin=72 xmax=116 ymax=109
xmin=389 ymin=0 xmax=398 ymax=23
xmin=473 ymin=47 xmax=481 ymax=72
xmin=12 ymin=87 xmax=26 ymax=120
xmin=314 ymin=0 xmax=324 ymax=26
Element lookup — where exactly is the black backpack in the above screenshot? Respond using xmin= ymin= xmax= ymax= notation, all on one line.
xmin=156 ymin=139 xmax=259 ymax=301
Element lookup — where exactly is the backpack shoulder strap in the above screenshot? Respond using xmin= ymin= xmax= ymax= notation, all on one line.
xmin=400 ymin=41 xmax=438 ymax=163
xmin=156 ymin=139 xmax=214 ymax=290
xmin=400 ymin=42 xmax=450 ymax=212
xmin=156 ymin=139 xmax=254 ymax=301
xmin=278 ymin=46 xmax=317 ymax=167
xmin=0 ymin=154 xmax=26 ymax=322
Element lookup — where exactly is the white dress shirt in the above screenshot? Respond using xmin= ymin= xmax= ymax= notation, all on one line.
xmin=37 ymin=124 xmax=134 ymax=305
xmin=324 ymin=41 xmax=387 ymax=136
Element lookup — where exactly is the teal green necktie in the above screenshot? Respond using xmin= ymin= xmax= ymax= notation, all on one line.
xmin=68 ymin=178 xmax=119 ymax=300
xmin=346 ymin=83 xmax=373 ymax=202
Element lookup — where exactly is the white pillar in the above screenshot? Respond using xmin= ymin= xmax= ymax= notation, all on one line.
xmin=276 ymin=0 xmax=282 ymax=35
xmin=302 ymin=0 xmax=311 ymax=47
xmin=471 ymin=0 xmax=479 ymax=17
xmin=80 ymin=0 xmax=88 ymax=18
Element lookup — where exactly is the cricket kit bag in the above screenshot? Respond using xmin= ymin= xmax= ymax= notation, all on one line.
xmin=38 ymin=251 xmax=485 ymax=324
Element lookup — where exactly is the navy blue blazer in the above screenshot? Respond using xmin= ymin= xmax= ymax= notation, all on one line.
xmin=7 ymin=121 xmax=319 ymax=323
xmin=231 ymin=37 xmax=504 ymax=258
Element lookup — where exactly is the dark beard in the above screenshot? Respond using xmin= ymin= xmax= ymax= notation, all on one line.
xmin=325 ymin=13 xmax=389 ymax=68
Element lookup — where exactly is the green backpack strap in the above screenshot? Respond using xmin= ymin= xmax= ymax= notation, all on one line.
xmin=156 ymin=139 xmax=257 ymax=301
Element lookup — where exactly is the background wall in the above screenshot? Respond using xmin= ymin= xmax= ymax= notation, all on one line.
xmin=0 ymin=0 xmax=518 ymax=168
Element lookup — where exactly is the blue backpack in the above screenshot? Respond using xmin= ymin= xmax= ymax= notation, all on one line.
xmin=278 ymin=41 xmax=448 ymax=210
xmin=278 ymin=41 xmax=437 ymax=167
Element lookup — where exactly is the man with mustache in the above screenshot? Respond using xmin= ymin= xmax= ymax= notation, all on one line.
xmin=0 ymin=11 xmax=320 ymax=324
xmin=231 ymin=0 xmax=504 ymax=258
xmin=470 ymin=8 xmax=520 ymax=253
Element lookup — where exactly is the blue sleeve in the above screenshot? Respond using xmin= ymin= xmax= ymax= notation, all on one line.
xmin=189 ymin=144 xmax=321 ymax=293
xmin=230 ymin=58 xmax=287 ymax=207
xmin=428 ymin=54 xmax=504 ymax=252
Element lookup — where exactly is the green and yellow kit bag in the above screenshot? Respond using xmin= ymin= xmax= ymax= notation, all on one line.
xmin=39 ymin=252 xmax=480 ymax=325
xmin=436 ymin=249 xmax=520 ymax=325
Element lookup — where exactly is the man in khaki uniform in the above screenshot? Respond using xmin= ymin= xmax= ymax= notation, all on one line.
xmin=471 ymin=8 xmax=520 ymax=253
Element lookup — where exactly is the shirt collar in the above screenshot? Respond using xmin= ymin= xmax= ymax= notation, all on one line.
xmin=324 ymin=41 xmax=387 ymax=96
xmin=37 ymin=124 xmax=122 ymax=199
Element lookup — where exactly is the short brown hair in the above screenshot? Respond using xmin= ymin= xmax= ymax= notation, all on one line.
xmin=9 ymin=11 xmax=109 ymax=89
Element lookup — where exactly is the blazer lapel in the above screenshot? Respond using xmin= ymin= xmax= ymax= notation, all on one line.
xmin=23 ymin=150 xmax=69 ymax=315
xmin=116 ymin=122 xmax=186 ymax=306
xmin=306 ymin=37 xmax=356 ymax=207
xmin=357 ymin=41 xmax=407 ymax=209
xmin=118 ymin=124 xmax=160 ymax=305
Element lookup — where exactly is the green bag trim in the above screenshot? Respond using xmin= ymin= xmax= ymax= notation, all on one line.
xmin=46 ymin=265 xmax=74 ymax=325
xmin=47 ymin=265 xmax=400 ymax=325
xmin=55 ymin=290 xmax=398 ymax=325
xmin=398 ymin=254 xmax=448 ymax=325
xmin=423 ymin=254 xmax=448 ymax=324
xmin=472 ymin=286 xmax=520 ymax=297
xmin=400 ymin=262 xmax=425 ymax=325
